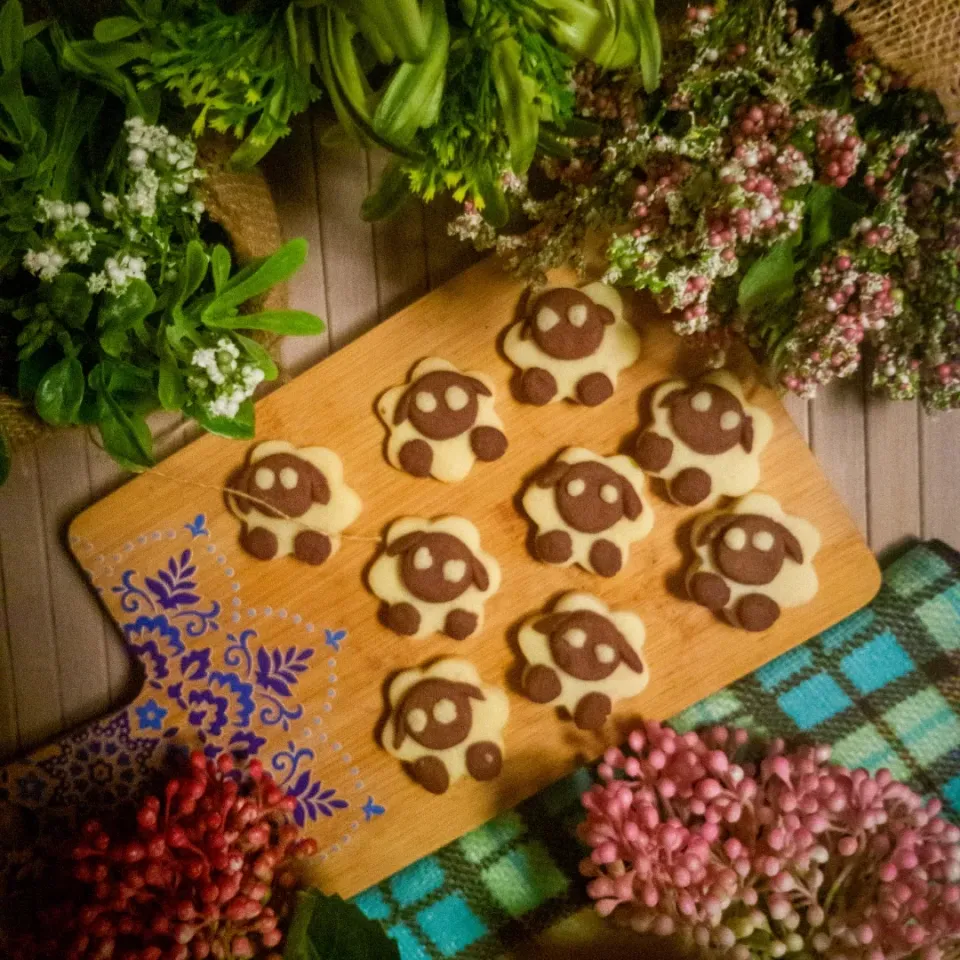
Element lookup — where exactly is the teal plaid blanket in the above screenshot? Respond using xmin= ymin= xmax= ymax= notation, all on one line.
xmin=352 ymin=540 xmax=960 ymax=960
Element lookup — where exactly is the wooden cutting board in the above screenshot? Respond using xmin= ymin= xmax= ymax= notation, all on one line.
xmin=2 ymin=257 xmax=880 ymax=899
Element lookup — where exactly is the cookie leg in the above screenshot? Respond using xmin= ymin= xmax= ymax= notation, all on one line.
xmin=409 ymin=756 xmax=450 ymax=795
xmin=688 ymin=571 xmax=731 ymax=611
xmin=589 ymin=539 xmax=623 ymax=577
xmin=444 ymin=609 xmax=478 ymax=640
xmin=294 ymin=531 xmax=332 ymax=565
xmin=381 ymin=602 xmax=421 ymax=636
xmin=576 ymin=372 xmax=614 ymax=406
xmin=735 ymin=594 xmax=780 ymax=632
xmin=398 ymin=439 xmax=433 ymax=477
xmin=470 ymin=425 xmax=508 ymax=461
xmin=634 ymin=431 xmax=673 ymax=471
xmin=670 ymin=467 xmax=713 ymax=506
xmin=466 ymin=741 xmax=503 ymax=782
xmin=519 ymin=368 xmax=558 ymax=405
xmin=535 ymin=529 xmax=573 ymax=564
xmin=523 ymin=665 xmax=562 ymax=704
xmin=240 ymin=526 xmax=278 ymax=561
xmin=574 ymin=692 xmax=613 ymax=730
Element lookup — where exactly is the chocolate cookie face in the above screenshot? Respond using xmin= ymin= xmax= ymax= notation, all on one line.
xmin=503 ymin=282 xmax=641 ymax=406
xmin=686 ymin=493 xmax=821 ymax=632
xmin=378 ymin=358 xmax=507 ymax=483
xmin=523 ymin=448 xmax=653 ymax=577
xmin=368 ymin=516 xmax=501 ymax=640
xmin=518 ymin=593 xmax=648 ymax=730
xmin=635 ymin=371 xmax=773 ymax=508
xmin=382 ymin=659 xmax=509 ymax=795
xmin=225 ymin=441 xmax=362 ymax=565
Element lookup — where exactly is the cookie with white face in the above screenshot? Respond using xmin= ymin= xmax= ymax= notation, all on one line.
xmin=518 ymin=593 xmax=648 ymax=730
xmin=381 ymin=659 xmax=509 ymax=795
xmin=225 ymin=441 xmax=362 ymax=565
xmin=368 ymin=516 xmax=501 ymax=640
xmin=686 ymin=492 xmax=821 ymax=632
xmin=522 ymin=448 xmax=653 ymax=577
xmin=377 ymin=357 xmax=508 ymax=482
xmin=504 ymin=283 xmax=641 ymax=406
xmin=634 ymin=370 xmax=773 ymax=507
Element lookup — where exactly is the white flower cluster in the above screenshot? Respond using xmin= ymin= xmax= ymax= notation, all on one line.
xmin=188 ymin=337 xmax=265 ymax=419
xmin=87 ymin=254 xmax=148 ymax=295
xmin=22 ymin=200 xmax=98 ymax=281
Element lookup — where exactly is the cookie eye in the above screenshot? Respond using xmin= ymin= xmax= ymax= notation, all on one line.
xmin=723 ymin=527 xmax=747 ymax=551
xmin=563 ymin=628 xmax=587 ymax=648
xmin=406 ymin=708 xmax=428 ymax=733
xmin=595 ymin=643 xmax=616 ymax=665
xmin=443 ymin=559 xmax=467 ymax=582
xmin=433 ymin=698 xmax=457 ymax=724
xmin=413 ymin=546 xmax=433 ymax=570
xmin=568 ymin=304 xmax=589 ymax=327
xmin=600 ymin=483 xmax=620 ymax=504
xmin=279 ymin=467 xmax=299 ymax=490
xmin=720 ymin=410 xmax=741 ymax=430
xmin=445 ymin=385 xmax=469 ymax=411
xmin=254 ymin=467 xmax=275 ymax=490
xmin=691 ymin=390 xmax=713 ymax=413
xmin=752 ymin=530 xmax=775 ymax=551
xmin=415 ymin=391 xmax=438 ymax=413
xmin=537 ymin=307 xmax=560 ymax=332
xmin=566 ymin=478 xmax=586 ymax=496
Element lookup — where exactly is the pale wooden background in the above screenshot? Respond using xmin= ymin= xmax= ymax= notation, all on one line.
xmin=1 ymin=114 xmax=959 ymax=764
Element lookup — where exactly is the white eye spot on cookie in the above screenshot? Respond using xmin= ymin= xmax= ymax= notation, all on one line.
xmin=691 ymin=390 xmax=713 ymax=413
xmin=568 ymin=304 xmax=589 ymax=327
xmin=564 ymin=627 xmax=587 ymax=648
xmin=279 ymin=467 xmax=299 ymax=490
xmin=255 ymin=467 xmax=275 ymax=490
xmin=600 ymin=483 xmax=620 ymax=504
xmin=433 ymin=698 xmax=457 ymax=724
xmin=567 ymin=478 xmax=586 ymax=497
xmin=753 ymin=530 xmax=775 ymax=551
xmin=445 ymin=385 xmax=469 ymax=411
xmin=414 ymin=546 xmax=433 ymax=570
xmin=720 ymin=410 xmax=741 ymax=430
xmin=724 ymin=527 xmax=747 ymax=551
xmin=595 ymin=643 xmax=616 ymax=665
xmin=407 ymin=708 xmax=428 ymax=733
xmin=537 ymin=308 xmax=560 ymax=332
xmin=443 ymin=559 xmax=467 ymax=582
xmin=415 ymin=391 xmax=438 ymax=413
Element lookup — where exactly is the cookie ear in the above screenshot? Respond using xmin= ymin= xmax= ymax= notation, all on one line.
xmin=225 ymin=465 xmax=253 ymax=514
xmin=393 ymin=389 xmax=412 ymax=426
xmin=780 ymin=525 xmax=804 ymax=564
xmin=615 ymin=634 xmax=645 ymax=674
xmin=535 ymin=461 xmax=570 ymax=488
xmin=620 ymin=477 xmax=643 ymax=521
xmin=454 ymin=681 xmax=486 ymax=702
xmin=697 ymin=514 xmax=735 ymax=546
xmin=596 ymin=304 xmax=616 ymax=326
xmin=741 ymin=415 xmax=755 ymax=453
xmin=658 ymin=386 xmax=687 ymax=409
xmin=305 ymin=463 xmax=330 ymax=505
xmin=461 ymin=374 xmax=492 ymax=397
xmin=387 ymin=531 xmax=424 ymax=556
xmin=392 ymin=713 xmax=409 ymax=750
xmin=470 ymin=554 xmax=490 ymax=592
xmin=533 ymin=613 xmax=568 ymax=635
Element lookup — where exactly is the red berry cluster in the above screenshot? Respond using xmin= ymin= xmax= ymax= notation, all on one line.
xmin=814 ymin=111 xmax=862 ymax=188
xmin=864 ymin=142 xmax=910 ymax=198
xmin=13 ymin=753 xmax=317 ymax=960
xmin=847 ymin=39 xmax=907 ymax=104
xmin=731 ymin=101 xmax=792 ymax=145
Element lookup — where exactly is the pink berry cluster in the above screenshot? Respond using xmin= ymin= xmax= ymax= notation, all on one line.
xmin=12 ymin=752 xmax=317 ymax=960
xmin=814 ymin=110 xmax=863 ymax=188
xmin=847 ymin=39 xmax=907 ymax=104
xmin=864 ymin=139 xmax=912 ymax=198
xmin=579 ymin=722 xmax=960 ymax=960
xmin=572 ymin=61 xmax=639 ymax=134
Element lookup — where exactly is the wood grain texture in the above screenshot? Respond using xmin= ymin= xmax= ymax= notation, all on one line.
xmin=63 ymin=257 xmax=880 ymax=898
xmin=920 ymin=409 xmax=960 ymax=548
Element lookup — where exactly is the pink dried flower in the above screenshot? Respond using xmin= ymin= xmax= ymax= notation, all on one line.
xmin=580 ymin=722 xmax=960 ymax=959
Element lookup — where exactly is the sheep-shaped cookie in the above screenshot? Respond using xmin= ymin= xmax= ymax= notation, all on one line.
xmin=686 ymin=492 xmax=820 ymax=632
xmin=368 ymin=516 xmax=501 ymax=640
xmin=634 ymin=371 xmax=773 ymax=507
xmin=377 ymin=357 xmax=508 ymax=482
xmin=225 ymin=440 xmax=361 ymax=564
xmin=518 ymin=593 xmax=648 ymax=730
xmin=503 ymin=283 xmax=640 ymax=406
xmin=381 ymin=659 xmax=509 ymax=795
xmin=522 ymin=448 xmax=653 ymax=577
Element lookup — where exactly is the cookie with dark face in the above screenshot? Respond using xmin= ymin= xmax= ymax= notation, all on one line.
xmin=522 ymin=448 xmax=653 ymax=577
xmin=686 ymin=492 xmax=821 ymax=632
xmin=381 ymin=659 xmax=509 ymax=794
xmin=378 ymin=358 xmax=507 ymax=482
xmin=368 ymin=516 xmax=501 ymax=640
xmin=503 ymin=283 xmax=640 ymax=406
xmin=518 ymin=593 xmax=649 ymax=730
xmin=634 ymin=371 xmax=773 ymax=507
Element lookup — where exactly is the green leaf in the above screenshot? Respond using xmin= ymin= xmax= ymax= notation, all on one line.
xmin=178 ymin=240 xmax=210 ymax=304
xmin=17 ymin=345 xmax=56 ymax=400
xmin=211 ymin=244 xmax=231 ymax=292
xmin=0 ymin=0 xmax=24 ymax=73
xmin=35 ymin=356 xmax=85 ymax=425
xmin=158 ymin=357 xmax=187 ymax=410
xmin=805 ymin=183 xmax=863 ymax=255
xmin=207 ymin=310 xmax=325 ymax=336
xmin=234 ymin=333 xmax=279 ymax=381
xmin=283 ymin=889 xmax=400 ymax=960
xmin=491 ymin=36 xmax=538 ymax=174
xmin=93 ymin=16 xmax=142 ymax=43
xmin=0 ymin=431 xmax=10 ymax=486
xmin=99 ymin=279 xmax=156 ymax=329
xmin=361 ymin=161 xmax=410 ymax=221
xmin=98 ymin=406 xmax=153 ymax=470
xmin=47 ymin=272 xmax=93 ymax=328
xmin=476 ymin=174 xmax=508 ymax=228
xmin=188 ymin=399 xmax=254 ymax=439
xmin=738 ymin=242 xmax=797 ymax=312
